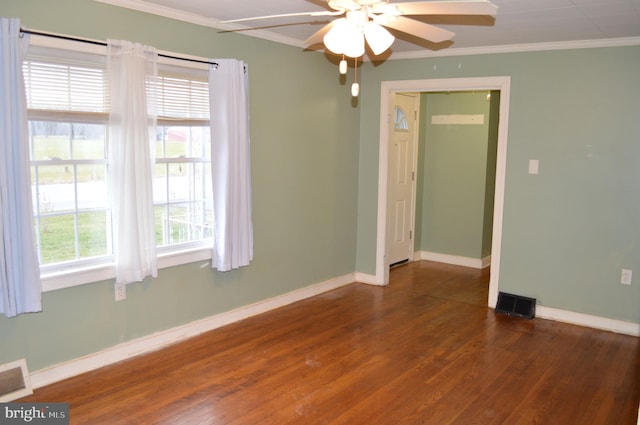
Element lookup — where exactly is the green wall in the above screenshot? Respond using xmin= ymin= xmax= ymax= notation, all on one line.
xmin=416 ymin=91 xmax=496 ymax=260
xmin=0 ymin=0 xmax=360 ymax=371
xmin=1 ymin=0 xmax=639 ymax=377
xmin=356 ymin=47 xmax=640 ymax=323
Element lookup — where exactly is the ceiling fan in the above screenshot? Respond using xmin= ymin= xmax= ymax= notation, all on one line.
xmin=220 ymin=0 xmax=498 ymax=58
xmin=221 ymin=0 xmax=497 ymax=97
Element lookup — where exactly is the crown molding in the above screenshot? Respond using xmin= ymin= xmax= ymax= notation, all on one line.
xmin=387 ymin=36 xmax=640 ymax=60
xmin=93 ymin=0 xmax=640 ymax=60
xmin=94 ymin=0 xmax=215 ymax=27
xmin=93 ymin=0 xmax=306 ymax=47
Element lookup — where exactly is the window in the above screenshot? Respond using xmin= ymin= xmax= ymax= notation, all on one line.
xmin=394 ymin=106 xmax=409 ymax=131
xmin=154 ymin=74 xmax=212 ymax=251
xmin=24 ymin=58 xmax=111 ymax=270
xmin=23 ymin=42 xmax=212 ymax=281
xmin=29 ymin=121 xmax=110 ymax=266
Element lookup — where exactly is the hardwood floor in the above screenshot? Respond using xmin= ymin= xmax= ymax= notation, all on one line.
xmin=21 ymin=261 xmax=640 ymax=424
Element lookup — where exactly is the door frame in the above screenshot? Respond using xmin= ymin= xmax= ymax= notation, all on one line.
xmin=375 ymin=76 xmax=511 ymax=308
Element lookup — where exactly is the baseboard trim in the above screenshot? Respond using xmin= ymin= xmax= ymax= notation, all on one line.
xmin=30 ymin=273 xmax=356 ymax=389
xmin=419 ymin=251 xmax=490 ymax=269
xmin=536 ymin=305 xmax=640 ymax=337
xmin=30 ymin=270 xmax=637 ymax=389
xmin=355 ymin=272 xmax=383 ymax=286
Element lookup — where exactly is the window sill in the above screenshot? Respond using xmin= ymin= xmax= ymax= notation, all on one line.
xmin=42 ymin=245 xmax=213 ymax=292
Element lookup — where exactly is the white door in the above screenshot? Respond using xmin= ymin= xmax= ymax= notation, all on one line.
xmin=387 ymin=92 xmax=419 ymax=266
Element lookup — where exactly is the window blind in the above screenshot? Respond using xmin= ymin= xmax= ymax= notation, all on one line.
xmin=23 ymin=61 xmax=108 ymax=114
xmin=23 ymin=47 xmax=209 ymax=123
xmin=156 ymin=75 xmax=209 ymax=123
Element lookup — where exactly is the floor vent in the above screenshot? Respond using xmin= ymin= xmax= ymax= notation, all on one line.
xmin=0 ymin=359 xmax=33 ymax=402
xmin=390 ymin=259 xmax=409 ymax=269
xmin=495 ymin=292 xmax=536 ymax=319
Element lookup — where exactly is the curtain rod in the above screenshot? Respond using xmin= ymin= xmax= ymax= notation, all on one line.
xmin=20 ymin=28 xmax=219 ymax=68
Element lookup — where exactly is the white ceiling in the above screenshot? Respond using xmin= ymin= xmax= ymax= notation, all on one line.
xmin=98 ymin=0 xmax=640 ymax=58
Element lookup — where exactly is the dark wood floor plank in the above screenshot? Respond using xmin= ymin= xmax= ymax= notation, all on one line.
xmin=20 ymin=261 xmax=640 ymax=424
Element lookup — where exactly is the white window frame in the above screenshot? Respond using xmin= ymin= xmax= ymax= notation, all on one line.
xmin=26 ymin=35 xmax=214 ymax=292
xmin=153 ymin=125 xmax=212 ymax=254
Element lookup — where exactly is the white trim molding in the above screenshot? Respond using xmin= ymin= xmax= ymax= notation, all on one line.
xmin=418 ymin=251 xmax=491 ymax=269
xmin=377 ymin=76 xmax=511 ymax=313
xmin=42 ymin=246 xmax=213 ymax=292
xmin=30 ymin=273 xmax=355 ymax=389
xmin=535 ymin=305 xmax=640 ymax=337
xmin=355 ymin=272 xmax=382 ymax=286
xmin=28 ymin=270 xmax=639 ymax=390
xmin=389 ymin=37 xmax=640 ymax=60
xmin=94 ymin=0 xmax=640 ymax=59
xmin=93 ymin=0 xmax=306 ymax=48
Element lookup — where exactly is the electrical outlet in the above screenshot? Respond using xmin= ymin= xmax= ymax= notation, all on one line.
xmin=620 ymin=269 xmax=632 ymax=286
xmin=115 ymin=282 xmax=126 ymax=301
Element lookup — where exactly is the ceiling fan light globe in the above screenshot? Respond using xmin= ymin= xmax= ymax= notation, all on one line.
xmin=324 ymin=18 xmax=364 ymax=58
xmin=323 ymin=18 xmax=348 ymax=54
xmin=364 ymin=22 xmax=394 ymax=55
xmin=343 ymin=32 xmax=365 ymax=57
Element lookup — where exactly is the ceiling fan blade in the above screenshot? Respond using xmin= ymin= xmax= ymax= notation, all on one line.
xmin=393 ymin=1 xmax=498 ymax=17
xmin=304 ymin=22 xmax=334 ymax=46
xmin=219 ymin=10 xmax=342 ymax=24
xmin=377 ymin=15 xmax=455 ymax=43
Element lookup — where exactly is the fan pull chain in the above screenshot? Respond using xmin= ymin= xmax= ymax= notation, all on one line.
xmin=351 ymin=57 xmax=360 ymax=97
xmin=339 ymin=54 xmax=348 ymax=75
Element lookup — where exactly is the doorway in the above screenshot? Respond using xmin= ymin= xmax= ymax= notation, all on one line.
xmin=375 ymin=77 xmax=511 ymax=308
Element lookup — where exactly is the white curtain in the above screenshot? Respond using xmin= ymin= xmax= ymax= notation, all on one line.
xmin=107 ymin=40 xmax=158 ymax=284
xmin=0 ymin=18 xmax=42 ymax=317
xmin=208 ymin=59 xmax=253 ymax=271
